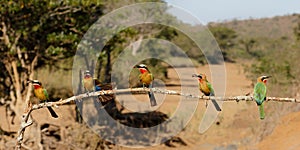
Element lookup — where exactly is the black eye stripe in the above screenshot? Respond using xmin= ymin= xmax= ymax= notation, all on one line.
xmin=261 ymin=76 xmax=268 ymax=81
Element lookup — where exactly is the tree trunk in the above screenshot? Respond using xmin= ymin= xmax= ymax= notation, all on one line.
xmin=105 ymin=50 xmax=111 ymax=82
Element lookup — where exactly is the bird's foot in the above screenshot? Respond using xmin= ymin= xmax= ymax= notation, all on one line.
xmin=200 ymin=95 xmax=208 ymax=108
xmin=201 ymin=94 xmax=205 ymax=99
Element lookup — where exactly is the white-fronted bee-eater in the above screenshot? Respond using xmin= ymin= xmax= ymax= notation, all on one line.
xmin=82 ymin=70 xmax=114 ymax=103
xmin=135 ymin=64 xmax=157 ymax=106
xmin=27 ymin=80 xmax=58 ymax=118
xmin=192 ymin=73 xmax=222 ymax=111
xmin=254 ymin=75 xmax=271 ymax=120
xmin=82 ymin=70 xmax=101 ymax=92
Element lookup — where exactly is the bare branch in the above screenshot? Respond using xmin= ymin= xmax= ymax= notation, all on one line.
xmin=151 ymin=88 xmax=299 ymax=103
xmin=15 ymin=112 xmax=33 ymax=150
xmin=49 ymin=6 xmax=81 ymax=17
xmin=10 ymin=33 xmax=21 ymax=53
xmin=17 ymin=47 xmax=26 ymax=68
xmin=15 ymin=87 xmax=299 ymax=149
xmin=70 ymin=27 xmax=83 ymax=35
xmin=24 ymin=55 xmax=38 ymax=108
xmin=11 ymin=61 xmax=22 ymax=104
xmin=1 ymin=21 xmax=11 ymax=47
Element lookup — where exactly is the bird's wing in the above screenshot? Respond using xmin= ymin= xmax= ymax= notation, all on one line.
xmin=33 ymin=90 xmax=37 ymax=97
xmin=199 ymin=81 xmax=222 ymax=133
xmin=150 ymin=73 xmax=154 ymax=81
xmin=81 ymin=79 xmax=84 ymax=86
xmin=147 ymin=73 xmax=154 ymax=87
xmin=93 ymin=78 xmax=101 ymax=85
xmin=207 ymin=82 xmax=215 ymax=96
xmin=43 ymin=88 xmax=49 ymax=100
xmin=254 ymin=82 xmax=267 ymax=103
xmin=138 ymin=74 xmax=142 ymax=82
xmin=99 ymin=83 xmax=113 ymax=90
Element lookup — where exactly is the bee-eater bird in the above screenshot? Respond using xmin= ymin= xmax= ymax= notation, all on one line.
xmin=253 ymin=75 xmax=271 ymax=120
xmin=83 ymin=70 xmax=101 ymax=92
xmin=135 ymin=64 xmax=157 ymax=106
xmin=27 ymin=80 xmax=58 ymax=118
xmin=192 ymin=74 xmax=222 ymax=111
xmin=83 ymin=70 xmax=114 ymax=102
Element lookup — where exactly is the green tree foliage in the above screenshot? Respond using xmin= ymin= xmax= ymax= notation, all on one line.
xmin=239 ymin=38 xmax=256 ymax=54
xmin=0 ymin=0 xmax=104 ymax=116
xmin=97 ymin=23 xmax=179 ymax=87
xmin=207 ymin=25 xmax=237 ymax=61
xmin=94 ymin=5 xmax=180 ymax=83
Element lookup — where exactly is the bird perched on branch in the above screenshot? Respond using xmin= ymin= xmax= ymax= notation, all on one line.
xmin=135 ymin=64 xmax=157 ymax=106
xmin=83 ymin=70 xmax=101 ymax=92
xmin=192 ymin=73 xmax=221 ymax=111
xmin=82 ymin=70 xmax=114 ymax=103
xmin=27 ymin=80 xmax=58 ymax=118
xmin=253 ymin=75 xmax=271 ymax=120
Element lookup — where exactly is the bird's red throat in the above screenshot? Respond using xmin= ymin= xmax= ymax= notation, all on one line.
xmin=198 ymin=79 xmax=204 ymax=83
xmin=139 ymin=68 xmax=148 ymax=74
xmin=84 ymin=75 xmax=91 ymax=79
xmin=33 ymin=84 xmax=41 ymax=89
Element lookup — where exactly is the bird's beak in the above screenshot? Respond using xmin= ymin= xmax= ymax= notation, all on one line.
xmin=192 ymin=74 xmax=201 ymax=78
xmin=27 ymin=80 xmax=33 ymax=85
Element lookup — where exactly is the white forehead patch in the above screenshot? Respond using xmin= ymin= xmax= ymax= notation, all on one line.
xmin=139 ymin=64 xmax=147 ymax=67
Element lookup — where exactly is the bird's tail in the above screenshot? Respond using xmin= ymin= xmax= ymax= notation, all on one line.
xmin=210 ymin=93 xmax=222 ymax=111
xmin=148 ymin=84 xmax=157 ymax=106
xmin=148 ymin=90 xmax=157 ymax=106
xmin=95 ymin=85 xmax=101 ymax=91
xmin=259 ymin=103 xmax=265 ymax=120
xmin=96 ymin=83 xmax=115 ymax=104
xmin=211 ymin=99 xmax=222 ymax=111
xmin=47 ymin=106 xmax=58 ymax=118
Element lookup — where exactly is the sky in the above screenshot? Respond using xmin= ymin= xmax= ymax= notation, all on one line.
xmin=164 ymin=0 xmax=300 ymax=24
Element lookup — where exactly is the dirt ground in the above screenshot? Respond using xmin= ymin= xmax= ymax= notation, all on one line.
xmin=1 ymin=62 xmax=300 ymax=150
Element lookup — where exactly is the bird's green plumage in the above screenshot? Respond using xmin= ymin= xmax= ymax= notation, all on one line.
xmin=254 ymin=82 xmax=267 ymax=105
xmin=206 ymin=82 xmax=214 ymax=96
xmin=43 ymin=89 xmax=49 ymax=101
xmin=195 ymin=75 xmax=221 ymax=111
xmin=31 ymin=82 xmax=58 ymax=118
xmin=254 ymin=81 xmax=267 ymax=120
xmin=259 ymin=103 xmax=265 ymax=119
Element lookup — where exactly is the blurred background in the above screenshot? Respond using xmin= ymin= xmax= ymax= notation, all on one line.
xmin=1 ymin=0 xmax=300 ymax=149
